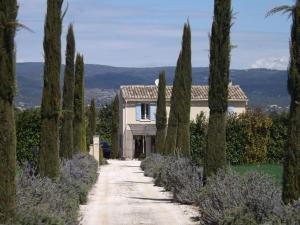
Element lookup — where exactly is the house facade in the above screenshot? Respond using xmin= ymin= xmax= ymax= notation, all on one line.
xmin=118 ymin=85 xmax=248 ymax=159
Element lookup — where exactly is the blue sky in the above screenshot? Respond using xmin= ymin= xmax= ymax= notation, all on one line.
xmin=17 ymin=0 xmax=293 ymax=69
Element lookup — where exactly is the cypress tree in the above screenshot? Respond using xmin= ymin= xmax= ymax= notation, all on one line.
xmin=155 ymin=71 xmax=167 ymax=154
xmin=88 ymin=97 xmax=97 ymax=145
xmin=283 ymin=1 xmax=300 ymax=204
xmin=73 ymin=54 xmax=86 ymax=153
xmin=111 ymin=95 xmax=120 ymax=159
xmin=0 ymin=0 xmax=18 ymax=222
xmin=38 ymin=0 xmax=63 ymax=179
xmin=204 ymin=0 xmax=232 ymax=179
xmin=164 ymin=22 xmax=192 ymax=156
xmin=60 ymin=24 xmax=75 ymax=159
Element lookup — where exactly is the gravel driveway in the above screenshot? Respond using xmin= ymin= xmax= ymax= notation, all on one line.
xmin=80 ymin=160 xmax=198 ymax=225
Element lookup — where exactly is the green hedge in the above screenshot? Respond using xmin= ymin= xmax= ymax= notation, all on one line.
xmin=190 ymin=109 xmax=288 ymax=165
xmin=16 ymin=108 xmax=41 ymax=166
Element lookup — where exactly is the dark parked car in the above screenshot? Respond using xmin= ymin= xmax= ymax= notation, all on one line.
xmin=101 ymin=141 xmax=111 ymax=159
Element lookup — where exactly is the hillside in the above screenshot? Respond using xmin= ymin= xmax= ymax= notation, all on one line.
xmin=16 ymin=62 xmax=289 ymax=110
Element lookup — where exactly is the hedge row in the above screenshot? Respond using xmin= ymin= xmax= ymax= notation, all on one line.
xmin=141 ymin=154 xmax=300 ymax=225
xmin=190 ymin=109 xmax=288 ymax=165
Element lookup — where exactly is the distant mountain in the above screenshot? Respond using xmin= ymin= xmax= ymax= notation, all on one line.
xmin=15 ymin=62 xmax=290 ymax=110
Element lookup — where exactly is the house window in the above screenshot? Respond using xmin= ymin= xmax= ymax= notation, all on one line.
xmin=136 ymin=103 xmax=156 ymax=121
xmin=141 ymin=103 xmax=150 ymax=120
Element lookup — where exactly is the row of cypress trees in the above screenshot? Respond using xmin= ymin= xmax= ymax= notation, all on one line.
xmin=38 ymin=0 xmax=88 ymax=179
xmin=156 ymin=0 xmax=300 ymax=205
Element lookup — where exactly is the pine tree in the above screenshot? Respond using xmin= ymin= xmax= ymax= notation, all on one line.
xmin=88 ymin=98 xmax=97 ymax=145
xmin=73 ymin=54 xmax=86 ymax=153
xmin=111 ymin=95 xmax=120 ymax=159
xmin=0 ymin=0 xmax=18 ymax=222
xmin=39 ymin=0 xmax=63 ymax=179
xmin=164 ymin=22 xmax=192 ymax=156
xmin=204 ymin=0 xmax=232 ymax=179
xmin=60 ymin=24 xmax=75 ymax=159
xmin=155 ymin=71 xmax=167 ymax=154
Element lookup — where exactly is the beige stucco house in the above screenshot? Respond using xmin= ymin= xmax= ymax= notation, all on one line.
xmin=118 ymin=85 xmax=248 ymax=159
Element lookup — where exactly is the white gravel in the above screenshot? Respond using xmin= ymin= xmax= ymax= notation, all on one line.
xmin=80 ymin=160 xmax=199 ymax=225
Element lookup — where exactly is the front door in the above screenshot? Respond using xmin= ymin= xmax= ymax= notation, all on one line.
xmin=134 ymin=136 xmax=145 ymax=158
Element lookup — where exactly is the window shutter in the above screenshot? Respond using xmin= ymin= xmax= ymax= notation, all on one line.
xmin=150 ymin=103 xmax=157 ymax=121
xmin=136 ymin=103 xmax=141 ymax=121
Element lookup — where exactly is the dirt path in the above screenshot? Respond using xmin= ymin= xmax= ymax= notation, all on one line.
xmin=80 ymin=160 xmax=198 ymax=225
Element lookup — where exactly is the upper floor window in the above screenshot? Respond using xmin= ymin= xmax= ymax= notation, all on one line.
xmin=141 ymin=103 xmax=150 ymax=120
xmin=136 ymin=103 xmax=156 ymax=121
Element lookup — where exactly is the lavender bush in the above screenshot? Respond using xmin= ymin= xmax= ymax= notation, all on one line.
xmin=12 ymin=154 xmax=98 ymax=225
xmin=198 ymin=169 xmax=282 ymax=225
xmin=141 ymin=154 xmax=203 ymax=205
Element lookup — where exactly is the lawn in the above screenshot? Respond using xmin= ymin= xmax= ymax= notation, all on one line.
xmin=233 ymin=164 xmax=283 ymax=186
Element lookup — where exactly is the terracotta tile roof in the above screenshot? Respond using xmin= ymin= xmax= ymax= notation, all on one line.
xmin=120 ymin=85 xmax=248 ymax=101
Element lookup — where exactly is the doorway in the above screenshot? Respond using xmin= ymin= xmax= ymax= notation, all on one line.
xmin=134 ymin=136 xmax=145 ymax=158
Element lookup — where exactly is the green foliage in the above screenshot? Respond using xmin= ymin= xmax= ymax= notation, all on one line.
xmin=0 ymin=0 xmax=18 ymax=222
xmin=73 ymin=54 xmax=86 ymax=153
xmin=190 ymin=110 xmax=287 ymax=166
xmin=111 ymin=95 xmax=119 ymax=159
xmin=243 ymin=109 xmax=273 ymax=164
xmin=60 ymin=24 xmax=76 ymax=159
xmin=155 ymin=71 xmax=167 ymax=154
xmin=190 ymin=112 xmax=207 ymax=166
xmin=97 ymin=102 xmax=113 ymax=145
xmin=226 ymin=113 xmax=247 ymax=165
xmin=88 ymin=98 xmax=97 ymax=146
xmin=268 ymin=112 xmax=288 ymax=163
xmin=39 ymin=0 xmax=63 ymax=179
xmin=165 ymin=22 xmax=192 ymax=156
xmin=16 ymin=109 xmax=41 ymax=166
xmin=206 ymin=0 xmax=232 ymax=179
xmin=205 ymin=112 xmax=227 ymax=178
xmin=279 ymin=0 xmax=300 ymax=204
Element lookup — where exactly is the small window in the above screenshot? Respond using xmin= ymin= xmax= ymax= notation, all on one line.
xmin=141 ymin=103 xmax=150 ymax=120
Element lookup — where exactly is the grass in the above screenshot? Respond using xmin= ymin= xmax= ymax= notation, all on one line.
xmin=233 ymin=164 xmax=283 ymax=186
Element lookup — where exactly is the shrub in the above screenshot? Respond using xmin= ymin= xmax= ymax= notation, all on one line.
xmin=141 ymin=154 xmax=203 ymax=205
xmin=190 ymin=112 xmax=207 ymax=166
xmin=16 ymin=108 xmax=41 ymax=166
xmin=13 ymin=154 xmax=98 ymax=225
xmin=198 ymin=169 xmax=282 ymax=225
xmin=226 ymin=113 xmax=247 ymax=165
xmin=243 ymin=109 xmax=273 ymax=164
xmin=268 ymin=112 xmax=288 ymax=163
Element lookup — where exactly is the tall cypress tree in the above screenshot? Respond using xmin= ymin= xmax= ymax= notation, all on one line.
xmin=39 ymin=0 xmax=63 ymax=179
xmin=204 ymin=0 xmax=232 ymax=179
xmin=176 ymin=23 xmax=192 ymax=156
xmin=60 ymin=24 xmax=75 ymax=159
xmin=281 ymin=1 xmax=300 ymax=204
xmin=0 ymin=0 xmax=18 ymax=222
xmin=73 ymin=54 xmax=86 ymax=153
xmin=88 ymin=97 xmax=97 ymax=145
xmin=111 ymin=95 xmax=119 ymax=159
xmin=164 ymin=22 xmax=192 ymax=156
xmin=155 ymin=71 xmax=167 ymax=154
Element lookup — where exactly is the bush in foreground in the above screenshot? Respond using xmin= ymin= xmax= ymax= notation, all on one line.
xmin=141 ymin=154 xmax=203 ymax=204
xmin=12 ymin=154 xmax=98 ymax=225
xmin=141 ymin=155 xmax=300 ymax=225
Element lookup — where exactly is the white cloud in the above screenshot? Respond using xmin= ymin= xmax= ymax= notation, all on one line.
xmin=250 ymin=57 xmax=289 ymax=70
